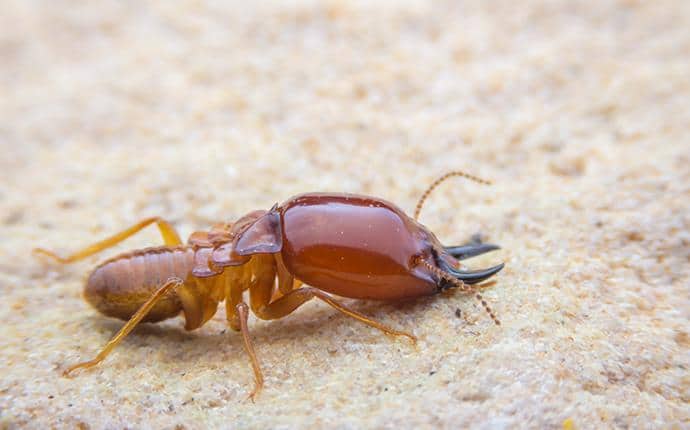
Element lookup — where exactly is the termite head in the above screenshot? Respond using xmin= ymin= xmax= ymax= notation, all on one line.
xmin=408 ymin=219 xmax=503 ymax=287
xmin=409 ymin=224 xmax=504 ymax=325
xmin=415 ymin=226 xmax=503 ymax=292
xmin=412 ymin=171 xmax=504 ymax=292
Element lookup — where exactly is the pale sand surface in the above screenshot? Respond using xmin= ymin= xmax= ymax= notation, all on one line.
xmin=1 ymin=1 xmax=688 ymax=428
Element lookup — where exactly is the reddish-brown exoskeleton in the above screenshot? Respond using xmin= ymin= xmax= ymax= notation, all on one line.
xmin=34 ymin=171 xmax=504 ymax=399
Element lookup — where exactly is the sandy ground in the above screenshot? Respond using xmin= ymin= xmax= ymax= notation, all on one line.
xmin=1 ymin=1 xmax=688 ymax=428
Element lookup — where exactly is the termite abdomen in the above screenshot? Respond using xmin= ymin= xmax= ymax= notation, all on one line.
xmin=84 ymin=247 xmax=194 ymax=322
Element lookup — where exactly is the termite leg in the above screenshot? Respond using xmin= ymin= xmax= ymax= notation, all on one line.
xmin=225 ymin=262 xmax=268 ymax=400
xmin=310 ymin=289 xmax=417 ymax=343
xmin=236 ymin=302 xmax=263 ymax=402
xmin=274 ymin=253 xmax=297 ymax=295
xmin=257 ymin=287 xmax=417 ymax=343
xmin=250 ymin=261 xmax=416 ymax=343
xmin=248 ymin=255 xmax=278 ymax=319
xmin=63 ymin=277 xmax=184 ymax=376
xmin=224 ymin=270 xmax=244 ymax=332
xmin=34 ymin=217 xmax=183 ymax=263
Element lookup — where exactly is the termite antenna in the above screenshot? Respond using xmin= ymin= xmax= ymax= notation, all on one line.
xmin=414 ymin=171 xmax=492 ymax=221
xmin=416 ymin=258 xmax=501 ymax=325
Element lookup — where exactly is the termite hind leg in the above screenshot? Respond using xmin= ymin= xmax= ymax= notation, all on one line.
xmin=236 ymin=302 xmax=264 ymax=402
xmin=34 ymin=217 xmax=182 ymax=264
xmin=63 ymin=277 xmax=184 ymax=376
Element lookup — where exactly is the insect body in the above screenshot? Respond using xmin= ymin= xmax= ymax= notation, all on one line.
xmin=35 ymin=171 xmax=504 ymax=399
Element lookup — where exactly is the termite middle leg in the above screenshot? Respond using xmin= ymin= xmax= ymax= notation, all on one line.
xmin=63 ymin=277 xmax=184 ymax=376
xmin=224 ymin=267 xmax=249 ymax=332
xmin=34 ymin=217 xmax=182 ymax=263
xmin=236 ymin=301 xmax=264 ymax=402
xmin=224 ymin=259 xmax=272 ymax=400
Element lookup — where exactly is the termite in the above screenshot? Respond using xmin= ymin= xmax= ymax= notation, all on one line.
xmin=34 ymin=171 xmax=504 ymax=399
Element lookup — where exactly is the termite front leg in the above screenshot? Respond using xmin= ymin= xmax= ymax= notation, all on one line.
xmin=63 ymin=277 xmax=184 ymax=375
xmin=34 ymin=217 xmax=182 ymax=263
xmin=250 ymin=257 xmax=416 ymax=343
xmin=256 ymin=287 xmax=417 ymax=343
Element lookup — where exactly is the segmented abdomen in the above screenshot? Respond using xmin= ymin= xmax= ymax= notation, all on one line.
xmin=84 ymin=246 xmax=195 ymax=322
